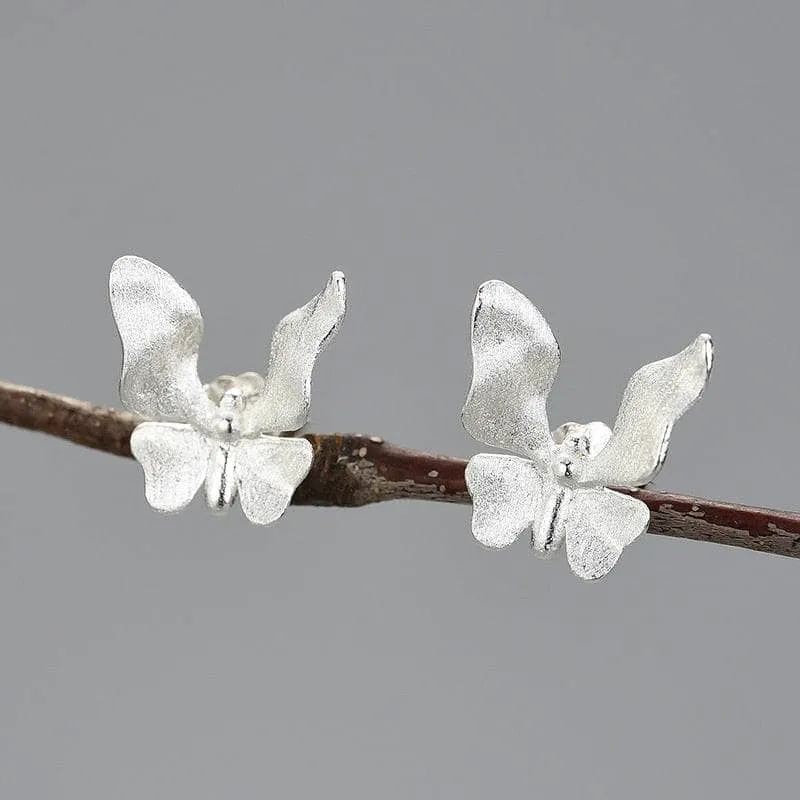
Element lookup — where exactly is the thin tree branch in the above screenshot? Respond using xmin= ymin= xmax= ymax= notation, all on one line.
xmin=0 ymin=379 xmax=798 ymax=559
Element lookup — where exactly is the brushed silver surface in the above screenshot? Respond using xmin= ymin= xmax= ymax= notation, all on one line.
xmin=110 ymin=256 xmax=344 ymax=524
xmin=461 ymin=280 xmax=560 ymax=465
xmin=462 ymin=279 xmax=712 ymax=579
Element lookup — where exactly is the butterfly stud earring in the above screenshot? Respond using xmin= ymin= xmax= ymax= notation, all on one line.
xmin=109 ymin=255 xmax=346 ymax=525
xmin=461 ymin=280 xmax=713 ymax=580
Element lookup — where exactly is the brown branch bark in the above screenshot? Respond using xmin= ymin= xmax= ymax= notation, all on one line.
xmin=1 ymin=379 xmax=798 ymax=559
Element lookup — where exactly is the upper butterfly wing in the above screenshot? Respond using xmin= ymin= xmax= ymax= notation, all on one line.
xmin=461 ymin=280 xmax=560 ymax=461
xmin=245 ymin=272 xmax=346 ymax=435
xmin=130 ymin=422 xmax=209 ymax=512
xmin=234 ymin=435 xmax=314 ymax=526
xmin=577 ymin=334 xmax=713 ymax=487
xmin=465 ymin=453 xmax=547 ymax=548
xmin=564 ymin=488 xmax=650 ymax=580
xmin=110 ymin=255 xmax=216 ymax=426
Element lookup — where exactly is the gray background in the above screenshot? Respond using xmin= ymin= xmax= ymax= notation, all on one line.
xmin=0 ymin=2 xmax=797 ymax=797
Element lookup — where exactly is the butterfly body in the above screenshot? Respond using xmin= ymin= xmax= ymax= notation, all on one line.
xmin=523 ymin=477 xmax=560 ymax=556
xmin=205 ymin=438 xmax=237 ymax=513
xmin=527 ymin=420 xmax=614 ymax=556
xmin=203 ymin=377 xmax=305 ymax=516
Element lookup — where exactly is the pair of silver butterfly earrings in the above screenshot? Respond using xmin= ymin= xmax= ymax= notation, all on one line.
xmin=110 ymin=256 xmax=713 ymax=580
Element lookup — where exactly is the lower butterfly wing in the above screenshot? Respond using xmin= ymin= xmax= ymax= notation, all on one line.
xmin=464 ymin=453 xmax=546 ymax=548
xmin=461 ymin=280 xmax=560 ymax=461
xmin=110 ymin=256 xmax=217 ymax=427
xmin=129 ymin=422 xmax=209 ymax=512
xmin=576 ymin=334 xmax=713 ymax=487
xmin=563 ymin=488 xmax=650 ymax=580
xmin=244 ymin=272 xmax=346 ymax=436
xmin=234 ymin=435 xmax=314 ymax=526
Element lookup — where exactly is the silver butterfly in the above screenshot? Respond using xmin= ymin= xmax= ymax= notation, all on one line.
xmin=462 ymin=280 xmax=713 ymax=580
xmin=109 ymin=255 xmax=346 ymax=525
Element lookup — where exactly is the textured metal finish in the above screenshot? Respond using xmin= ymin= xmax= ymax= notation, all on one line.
xmin=462 ymin=280 xmax=713 ymax=579
xmin=465 ymin=453 xmax=545 ymax=548
xmin=563 ymin=488 xmax=651 ymax=580
xmin=233 ymin=436 xmax=314 ymax=525
xmin=462 ymin=280 xmax=560 ymax=463
xmin=130 ymin=422 xmax=208 ymax=512
xmin=110 ymin=255 xmax=218 ymax=430
xmin=110 ymin=255 xmax=345 ymax=524
xmin=245 ymin=271 xmax=347 ymax=435
xmin=574 ymin=335 xmax=713 ymax=487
